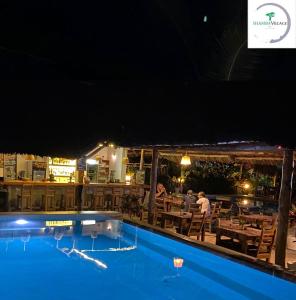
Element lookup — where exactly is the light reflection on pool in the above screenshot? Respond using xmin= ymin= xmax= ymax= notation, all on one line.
xmin=0 ymin=216 xmax=295 ymax=300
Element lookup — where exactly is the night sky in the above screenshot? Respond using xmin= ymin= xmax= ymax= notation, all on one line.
xmin=0 ymin=1 xmax=296 ymax=156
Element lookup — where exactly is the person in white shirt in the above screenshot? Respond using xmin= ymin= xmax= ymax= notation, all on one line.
xmin=196 ymin=191 xmax=211 ymax=217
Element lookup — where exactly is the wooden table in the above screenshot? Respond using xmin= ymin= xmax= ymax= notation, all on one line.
xmin=240 ymin=214 xmax=272 ymax=222
xmin=161 ymin=211 xmax=192 ymax=234
xmin=240 ymin=214 xmax=273 ymax=227
xmin=216 ymin=221 xmax=261 ymax=253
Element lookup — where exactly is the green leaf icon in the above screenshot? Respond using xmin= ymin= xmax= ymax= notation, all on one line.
xmin=266 ymin=12 xmax=275 ymax=21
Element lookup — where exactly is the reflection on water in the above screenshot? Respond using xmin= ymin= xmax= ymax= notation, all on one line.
xmin=0 ymin=219 xmax=137 ymax=261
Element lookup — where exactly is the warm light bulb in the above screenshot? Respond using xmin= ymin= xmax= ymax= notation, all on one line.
xmin=244 ymin=183 xmax=250 ymax=189
xmin=243 ymin=199 xmax=248 ymax=205
xmin=112 ymin=154 xmax=117 ymax=161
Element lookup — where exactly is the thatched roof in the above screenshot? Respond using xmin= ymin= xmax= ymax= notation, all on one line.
xmin=126 ymin=141 xmax=287 ymax=166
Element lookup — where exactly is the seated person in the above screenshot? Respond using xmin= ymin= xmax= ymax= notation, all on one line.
xmin=196 ymin=191 xmax=211 ymax=217
xmin=156 ymin=183 xmax=167 ymax=198
xmin=184 ymin=190 xmax=196 ymax=212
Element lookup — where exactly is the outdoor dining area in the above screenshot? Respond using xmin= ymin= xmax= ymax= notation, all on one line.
xmin=121 ymin=142 xmax=296 ymax=272
xmin=131 ymin=193 xmax=278 ymax=263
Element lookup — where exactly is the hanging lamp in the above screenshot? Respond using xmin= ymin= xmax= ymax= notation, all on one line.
xmin=180 ymin=153 xmax=191 ymax=166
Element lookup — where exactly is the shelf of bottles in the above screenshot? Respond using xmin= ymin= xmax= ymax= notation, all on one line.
xmin=48 ymin=157 xmax=77 ymax=183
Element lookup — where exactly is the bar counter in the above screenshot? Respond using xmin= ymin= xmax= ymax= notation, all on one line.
xmin=0 ymin=181 xmax=149 ymax=212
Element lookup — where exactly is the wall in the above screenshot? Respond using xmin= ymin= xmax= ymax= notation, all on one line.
xmin=88 ymin=147 xmax=127 ymax=182
xmin=16 ymin=155 xmax=48 ymax=179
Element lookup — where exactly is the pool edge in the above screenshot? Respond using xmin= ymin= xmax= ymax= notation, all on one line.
xmin=123 ymin=217 xmax=296 ymax=284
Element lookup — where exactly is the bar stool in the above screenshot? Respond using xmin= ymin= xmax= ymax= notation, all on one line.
xmin=94 ymin=187 xmax=104 ymax=210
xmin=82 ymin=185 xmax=93 ymax=210
xmin=104 ymin=189 xmax=113 ymax=210
xmin=45 ymin=189 xmax=57 ymax=211
xmin=31 ymin=188 xmax=44 ymax=211
xmin=112 ymin=188 xmax=123 ymax=211
xmin=65 ymin=187 xmax=75 ymax=210
xmin=21 ymin=185 xmax=33 ymax=211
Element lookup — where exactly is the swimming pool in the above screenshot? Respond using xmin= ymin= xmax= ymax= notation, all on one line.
xmin=0 ymin=214 xmax=295 ymax=300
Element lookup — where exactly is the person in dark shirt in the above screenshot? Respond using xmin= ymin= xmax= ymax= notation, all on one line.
xmin=184 ymin=190 xmax=196 ymax=212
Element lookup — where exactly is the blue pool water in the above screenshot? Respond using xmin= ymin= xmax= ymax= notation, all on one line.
xmin=0 ymin=215 xmax=295 ymax=300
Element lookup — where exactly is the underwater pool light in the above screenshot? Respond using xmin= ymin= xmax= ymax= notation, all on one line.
xmin=15 ymin=219 xmax=29 ymax=225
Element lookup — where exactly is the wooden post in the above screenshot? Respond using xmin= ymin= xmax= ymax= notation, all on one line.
xmin=148 ymin=148 xmax=159 ymax=224
xmin=275 ymin=149 xmax=294 ymax=267
xmin=139 ymin=149 xmax=144 ymax=171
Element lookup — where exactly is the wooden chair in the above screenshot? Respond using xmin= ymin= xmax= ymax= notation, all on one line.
xmin=153 ymin=205 xmax=164 ymax=226
xmin=186 ymin=211 xmax=206 ymax=241
xmin=247 ymin=227 xmax=276 ymax=262
xmin=205 ymin=202 xmax=222 ymax=233
xmin=139 ymin=208 xmax=149 ymax=222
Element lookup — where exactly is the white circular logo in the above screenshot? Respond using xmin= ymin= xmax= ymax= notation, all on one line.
xmin=251 ymin=3 xmax=291 ymax=44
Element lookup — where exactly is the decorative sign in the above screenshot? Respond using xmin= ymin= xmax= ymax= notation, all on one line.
xmin=49 ymin=157 xmax=76 ymax=166
xmin=33 ymin=161 xmax=47 ymax=170
xmin=77 ymin=157 xmax=86 ymax=171
xmin=4 ymin=154 xmax=16 ymax=180
xmin=45 ymin=221 xmax=73 ymax=227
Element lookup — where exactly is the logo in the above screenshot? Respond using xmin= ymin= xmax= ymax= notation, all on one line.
xmin=266 ymin=12 xmax=275 ymax=21
xmin=248 ymin=0 xmax=296 ymax=48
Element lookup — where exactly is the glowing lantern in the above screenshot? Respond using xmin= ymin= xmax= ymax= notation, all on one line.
xmin=173 ymin=258 xmax=184 ymax=268
xmin=181 ymin=154 xmax=191 ymax=166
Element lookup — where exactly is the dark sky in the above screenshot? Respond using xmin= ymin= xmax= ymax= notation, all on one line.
xmin=0 ymin=80 xmax=294 ymax=157
xmin=0 ymin=1 xmax=296 ymax=156
xmin=1 ymin=0 xmax=296 ymax=80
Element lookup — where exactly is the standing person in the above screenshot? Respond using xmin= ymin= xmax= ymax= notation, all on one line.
xmin=196 ymin=191 xmax=211 ymax=217
xmin=184 ymin=190 xmax=196 ymax=212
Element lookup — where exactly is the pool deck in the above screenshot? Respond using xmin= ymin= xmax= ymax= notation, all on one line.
xmin=122 ymin=214 xmax=296 ymax=282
